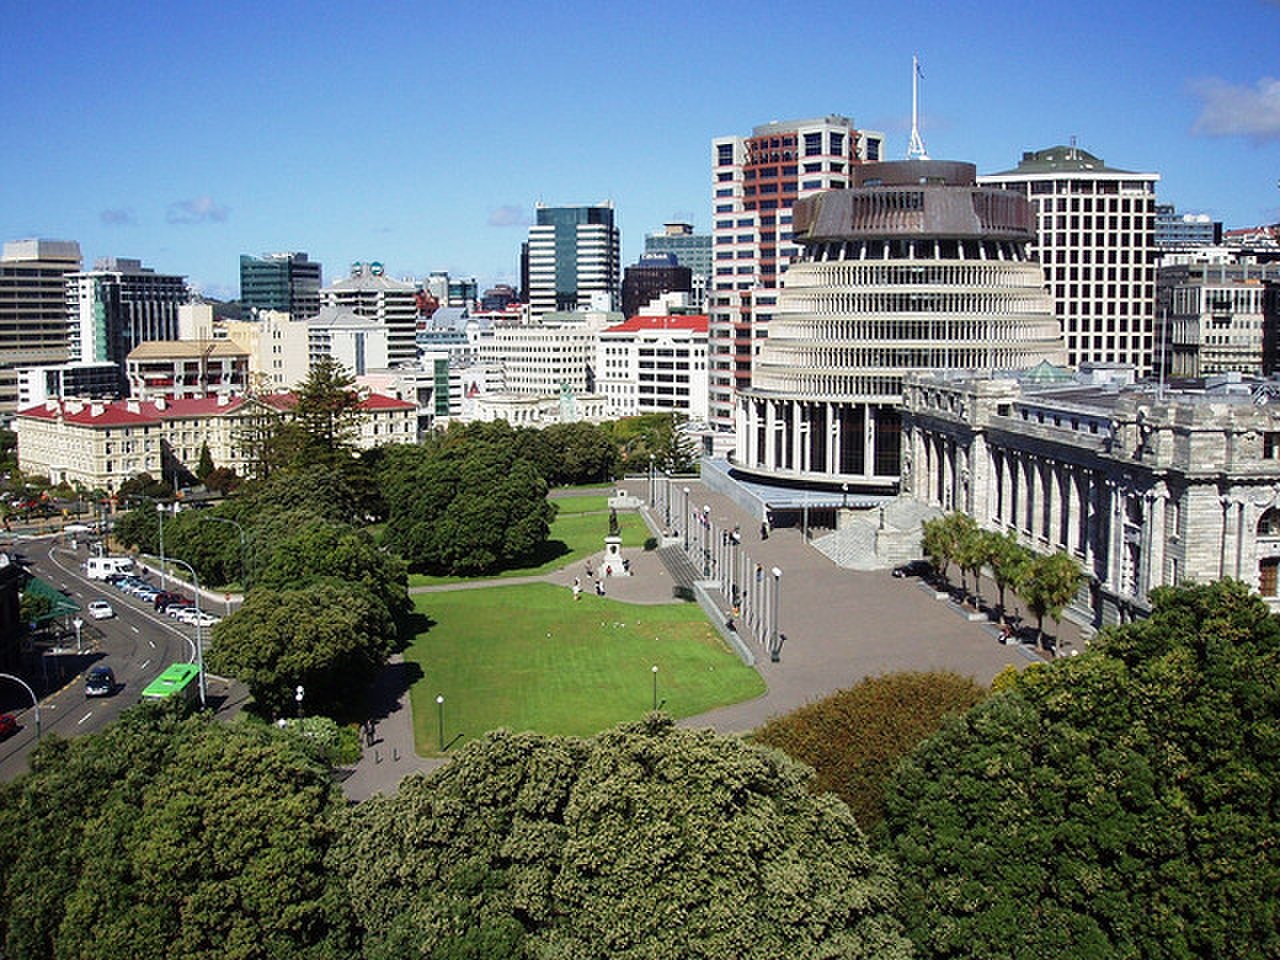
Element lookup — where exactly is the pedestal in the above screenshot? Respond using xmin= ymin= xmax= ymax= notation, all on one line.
xmin=602 ymin=535 xmax=631 ymax=577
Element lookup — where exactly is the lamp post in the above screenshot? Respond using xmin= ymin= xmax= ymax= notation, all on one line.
xmin=841 ymin=482 xmax=849 ymax=509
xmin=436 ymin=694 xmax=445 ymax=751
xmin=0 ymin=673 xmax=41 ymax=742
xmin=663 ymin=471 xmax=671 ymax=527
xmin=72 ymin=616 xmax=84 ymax=653
xmin=295 ymin=684 xmax=305 ymax=719
xmin=648 ymin=455 xmax=655 ymax=507
xmin=651 ymin=664 xmax=659 ymax=711
xmin=164 ymin=555 xmax=206 ymax=708
xmin=156 ymin=501 xmax=166 ymax=589
xmin=769 ymin=567 xmax=782 ymax=662
xmin=682 ymin=487 xmax=690 ymax=551
xmin=701 ymin=505 xmax=711 ymax=577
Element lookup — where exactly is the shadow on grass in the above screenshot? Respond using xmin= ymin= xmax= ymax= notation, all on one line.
xmin=364 ymin=659 xmax=425 ymax=727
xmin=396 ymin=611 xmax=435 ymax=649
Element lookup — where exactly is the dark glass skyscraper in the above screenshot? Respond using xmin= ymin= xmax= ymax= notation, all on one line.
xmin=239 ymin=252 xmax=322 ymax=320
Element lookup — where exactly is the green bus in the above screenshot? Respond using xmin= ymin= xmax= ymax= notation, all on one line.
xmin=141 ymin=663 xmax=201 ymax=703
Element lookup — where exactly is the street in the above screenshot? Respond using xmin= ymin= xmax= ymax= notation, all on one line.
xmin=0 ymin=534 xmax=245 ymax=782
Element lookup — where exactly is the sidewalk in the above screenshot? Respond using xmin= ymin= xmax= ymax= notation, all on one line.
xmin=339 ymin=479 xmax=1079 ymax=800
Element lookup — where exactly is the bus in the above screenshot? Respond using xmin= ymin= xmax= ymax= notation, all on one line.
xmin=140 ymin=663 xmax=201 ymax=703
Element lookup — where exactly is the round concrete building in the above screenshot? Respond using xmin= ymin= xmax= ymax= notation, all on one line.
xmin=734 ymin=159 xmax=1065 ymax=494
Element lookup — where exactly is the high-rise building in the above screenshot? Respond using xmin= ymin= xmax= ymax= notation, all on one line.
xmin=597 ymin=314 xmax=708 ymax=420
xmin=0 ymin=239 xmax=82 ymax=419
xmin=708 ymin=115 xmax=885 ymax=439
xmin=645 ymin=222 xmax=711 ymax=312
xmin=1155 ymin=205 xmax=1221 ymax=251
xmin=736 ymin=159 xmax=1065 ymax=494
xmin=239 ymin=252 xmax=322 ymax=321
xmin=526 ymin=203 xmax=621 ymax=318
xmin=320 ymin=261 xmax=418 ymax=367
xmin=621 ymin=253 xmax=692 ymax=319
xmin=979 ymin=145 xmax=1160 ymax=376
xmin=1156 ymin=259 xmax=1280 ymax=378
xmin=66 ymin=257 xmax=189 ymax=374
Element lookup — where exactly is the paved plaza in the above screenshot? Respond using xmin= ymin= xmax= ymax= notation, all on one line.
xmin=340 ymin=479 xmax=1082 ymax=801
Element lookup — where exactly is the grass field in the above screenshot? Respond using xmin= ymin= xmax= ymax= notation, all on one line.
xmin=405 ymin=582 xmax=765 ymax=754
xmin=407 ymin=507 xmax=650 ymax=586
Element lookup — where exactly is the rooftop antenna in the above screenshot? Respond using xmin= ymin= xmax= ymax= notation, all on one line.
xmin=907 ymin=55 xmax=929 ymax=160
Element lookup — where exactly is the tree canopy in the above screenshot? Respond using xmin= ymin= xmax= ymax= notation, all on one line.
xmin=881 ymin=579 xmax=1280 ymax=960
xmin=338 ymin=715 xmax=912 ymax=960
xmin=754 ymin=671 xmax=987 ymax=831
xmin=0 ymin=705 xmax=356 ymax=960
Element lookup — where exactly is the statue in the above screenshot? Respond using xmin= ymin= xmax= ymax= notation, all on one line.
xmin=609 ymin=508 xmax=620 ymax=537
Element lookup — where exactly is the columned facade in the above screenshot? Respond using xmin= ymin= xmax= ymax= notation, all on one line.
xmin=903 ymin=368 xmax=1280 ymax=627
xmin=735 ymin=159 xmax=1065 ymax=494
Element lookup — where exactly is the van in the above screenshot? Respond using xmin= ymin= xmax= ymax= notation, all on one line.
xmin=85 ymin=556 xmax=134 ymax=580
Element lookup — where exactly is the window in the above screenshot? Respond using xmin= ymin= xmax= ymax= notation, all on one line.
xmin=717 ymin=143 xmax=734 ymax=166
xmin=804 ymin=132 xmax=822 ymax=156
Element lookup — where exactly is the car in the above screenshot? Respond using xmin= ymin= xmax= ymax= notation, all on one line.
xmin=152 ymin=591 xmax=185 ymax=610
xmin=190 ymin=613 xmax=220 ymax=628
xmin=165 ymin=601 xmax=193 ymax=618
xmin=892 ymin=559 xmax=933 ymax=579
xmin=87 ymin=599 xmax=115 ymax=620
xmin=85 ymin=665 xmax=116 ymax=697
xmin=0 ymin=713 xmax=16 ymax=739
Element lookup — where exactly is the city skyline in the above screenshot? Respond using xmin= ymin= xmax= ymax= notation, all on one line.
xmin=2 ymin=0 xmax=1278 ymax=300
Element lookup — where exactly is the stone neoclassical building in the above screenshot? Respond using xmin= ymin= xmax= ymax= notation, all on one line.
xmin=734 ymin=159 xmax=1065 ymax=494
xmin=901 ymin=364 xmax=1280 ymax=626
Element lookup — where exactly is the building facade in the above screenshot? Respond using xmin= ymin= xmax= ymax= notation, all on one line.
xmin=307 ymin=307 xmax=391 ymax=375
xmin=596 ymin=315 xmax=708 ymax=420
xmin=979 ymin=145 xmax=1160 ymax=376
xmin=1155 ymin=205 xmax=1221 ymax=251
xmin=621 ymin=253 xmax=693 ymax=319
xmin=1157 ymin=260 xmax=1280 ymax=378
xmin=239 ymin=252 xmax=322 ymax=321
xmin=16 ymin=362 xmax=121 ymax=408
xmin=526 ymin=203 xmax=621 ymax=318
xmin=320 ymin=262 xmax=418 ymax=367
xmin=126 ymin=341 xmax=249 ymax=400
xmin=66 ymin=258 xmax=189 ymax=374
xmin=708 ymin=116 xmax=886 ymax=438
xmin=903 ymin=366 xmax=1280 ymax=627
xmin=0 ymin=239 xmax=83 ymax=421
xmin=477 ymin=312 xmax=618 ymax=395
xmin=735 ymin=159 xmax=1065 ymax=494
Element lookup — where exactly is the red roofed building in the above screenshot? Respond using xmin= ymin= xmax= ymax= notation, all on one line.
xmin=596 ymin=314 xmax=708 ymax=420
xmin=15 ymin=390 xmax=417 ymax=491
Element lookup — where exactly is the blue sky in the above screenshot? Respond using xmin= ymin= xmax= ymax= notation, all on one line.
xmin=2 ymin=0 xmax=1278 ymax=300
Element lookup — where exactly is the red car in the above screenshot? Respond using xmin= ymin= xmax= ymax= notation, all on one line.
xmin=0 ymin=714 xmax=17 ymax=739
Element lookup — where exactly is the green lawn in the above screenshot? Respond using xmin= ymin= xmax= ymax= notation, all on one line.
xmin=407 ymin=510 xmax=650 ymax=586
xmin=406 ymin=583 xmax=764 ymax=754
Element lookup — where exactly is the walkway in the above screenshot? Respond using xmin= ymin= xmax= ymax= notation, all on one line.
xmin=340 ymin=479 xmax=1081 ymax=801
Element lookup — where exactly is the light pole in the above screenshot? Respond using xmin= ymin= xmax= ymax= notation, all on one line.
xmin=701 ymin=505 xmax=711 ymax=576
xmin=682 ymin=486 xmax=690 ymax=551
xmin=663 ymin=471 xmax=671 ymax=528
xmin=769 ymin=567 xmax=782 ymax=662
xmin=648 ymin=455 xmax=655 ymax=507
xmin=72 ymin=616 xmax=84 ymax=653
xmin=165 ymin=555 xmax=206 ymax=708
xmin=841 ymin=482 xmax=849 ymax=510
xmin=295 ymin=684 xmax=305 ymax=719
xmin=0 ymin=673 xmax=40 ymax=742
xmin=156 ymin=501 xmax=166 ymax=589
xmin=436 ymin=694 xmax=445 ymax=751
xmin=651 ymin=664 xmax=659 ymax=711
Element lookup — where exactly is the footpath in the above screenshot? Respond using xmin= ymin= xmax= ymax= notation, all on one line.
xmin=339 ymin=481 xmax=1081 ymax=802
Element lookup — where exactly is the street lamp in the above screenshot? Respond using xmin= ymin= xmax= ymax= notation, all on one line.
xmin=702 ymin=505 xmax=711 ymax=576
xmin=0 ymin=673 xmax=41 ymax=742
xmin=165 ymin=555 xmax=206 ymax=708
xmin=841 ymin=482 xmax=849 ymax=510
xmin=648 ymin=455 xmax=655 ymax=507
xmin=295 ymin=684 xmax=305 ymax=718
xmin=156 ymin=502 xmax=167 ymax=589
xmin=436 ymin=694 xmax=445 ymax=750
xmin=196 ymin=515 xmax=247 ymax=609
xmin=682 ymin=487 xmax=690 ymax=551
xmin=663 ymin=470 xmax=671 ymax=527
xmin=769 ymin=567 xmax=782 ymax=662
xmin=651 ymin=664 xmax=659 ymax=711
xmin=72 ymin=616 xmax=84 ymax=653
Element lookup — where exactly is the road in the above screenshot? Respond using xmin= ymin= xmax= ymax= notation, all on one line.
xmin=0 ymin=535 xmax=244 ymax=782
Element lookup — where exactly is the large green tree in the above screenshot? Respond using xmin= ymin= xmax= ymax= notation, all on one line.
xmin=0 ymin=705 xmax=356 ymax=960
xmin=207 ymin=581 xmax=397 ymax=719
xmin=754 ymin=671 xmax=987 ymax=831
xmin=338 ymin=715 xmax=912 ymax=960
xmin=881 ymin=579 xmax=1280 ymax=960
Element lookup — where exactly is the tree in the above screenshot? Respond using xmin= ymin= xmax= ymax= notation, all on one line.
xmin=528 ymin=421 xmax=618 ymax=485
xmin=982 ymin=529 xmax=1032 ymax=624
xmin=881 ymin=579 xmax=1280 ymax=960
xmin=207 ymin=581 xmax=397 ymax=719
xmin=292 ymin=357 xmax=362 ymax=462
xmin=338 ymin=715 xmax=913 ymax=960
xmin=1020 ymin=550 xmax=1084 ymax=644
xmin=920 ymin=512 xmax=972 ymax=586
xmin=753 ymin=671 xmax=987 ymax=831
xmin=0 ymin=704 xmax=357 ymax=960
xmin=949 ymin=514 xmax=984 ymax=603
xmin=195 ymin=442 xmax=215 ymax=482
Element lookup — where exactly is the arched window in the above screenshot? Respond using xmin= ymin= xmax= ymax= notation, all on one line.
xmin=1259 ymin=508 xmax=1280 ymax=538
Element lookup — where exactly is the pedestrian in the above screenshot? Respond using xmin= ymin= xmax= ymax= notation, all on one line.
xmin=572 ymin=577 xmax=582 ymax=601
xmin=596 ymin=579 xmax=605 ymax=597
xmin=760 ymin=521 xmax=769 ymax=540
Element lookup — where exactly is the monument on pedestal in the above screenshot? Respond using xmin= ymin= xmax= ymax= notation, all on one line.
xmin=602 ymin=508 xmax=631 ymax=576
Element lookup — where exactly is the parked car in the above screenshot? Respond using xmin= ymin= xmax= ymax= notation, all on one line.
xmin=892 ymin=559 xmax=933 ymax=579
xmin=152 ymin=591 xmax=185 ymax=610
xmin=0 ymin=713 xmax=17 ymax=739
xmin=85 ymin=665 xmax=116 ymax=697
xmin=87 ymin=599 xmax=115 ymax=620
xmin=165 ymin=601 xmax=193 ymax=618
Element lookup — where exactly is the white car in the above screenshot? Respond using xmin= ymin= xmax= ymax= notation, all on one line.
xmin=87 ymin=600 xmax=115 ymax=620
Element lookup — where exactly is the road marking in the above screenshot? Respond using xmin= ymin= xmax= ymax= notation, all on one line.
xmin=77 ymin=711 xmax=93 ymax=725
xmin=139 ymin=658 xmax=151 ymax=670
xmin=132 ymin=626 xmax=140 ymax=633
xmin=147 ymin=639 xmax=156 ymax=648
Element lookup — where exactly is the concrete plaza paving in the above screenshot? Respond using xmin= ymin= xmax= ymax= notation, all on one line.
xmin=339 ymin=479 xmax=1078 ymax=801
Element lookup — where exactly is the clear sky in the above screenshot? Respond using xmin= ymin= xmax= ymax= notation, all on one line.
xmin=2 ymin=0 xmax=1278 ymax=300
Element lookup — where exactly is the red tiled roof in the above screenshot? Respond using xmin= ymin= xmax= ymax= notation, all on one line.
xmin=607 ymin=315 xmax=709 ymax=334
xmin=17 ymin=396 xmax=248 ymax=426
xmin=358 ymin=394 xmax=416 ymax=411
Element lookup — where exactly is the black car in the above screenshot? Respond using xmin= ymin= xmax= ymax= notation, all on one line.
xmin=85 ymin=665 xmax=116 ymax=698
xmin=892 ymin=559 xmax=933 ymax=579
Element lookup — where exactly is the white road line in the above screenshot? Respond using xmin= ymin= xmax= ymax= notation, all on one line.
xmin=147 ymin=639 xmax=156 ymax=648
xmin=132 ymin=626 xmax=140 ymax=633
xmin=77 ymin=711 xmax=93 ymax=725
xmin=139 ymin=658 xmax=151 ymax=670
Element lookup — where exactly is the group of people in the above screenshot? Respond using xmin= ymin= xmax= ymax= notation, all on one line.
xmin=571 ymin=574 xmax=607 ymax=600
